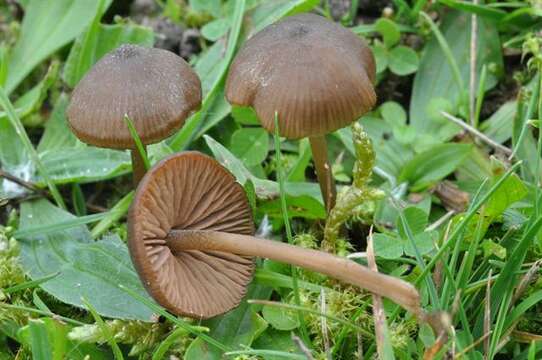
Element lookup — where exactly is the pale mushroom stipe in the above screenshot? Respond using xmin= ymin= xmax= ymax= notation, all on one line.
xmin=66 ymin=44 xmax=202 ymax=186
xmin=128 ymin=152 xmax=424 ymax=320
xmin=225 ymin=13 xmax=376 ymax=213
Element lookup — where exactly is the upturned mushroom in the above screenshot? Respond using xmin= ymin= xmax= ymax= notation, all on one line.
xmin=225 ymin=13 xmax=376 ymax=212
xmin=128 ymin=152 xmax=423 ymax=320
xmin=67 ymin=44 xmax=202 ymax=186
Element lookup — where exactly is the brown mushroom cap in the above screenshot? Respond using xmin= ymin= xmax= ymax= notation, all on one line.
xmin=128 ymin=152 xmax=254 ymax=318
xmin=67 ymin=44 xmax=201 ymax=149
xmin=225 ymin=13 xmax=376 ymax=139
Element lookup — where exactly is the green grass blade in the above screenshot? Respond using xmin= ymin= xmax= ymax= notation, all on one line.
xmin=168 ymin=0 xmax=245 ymax=150
xmin=273 ymin=112 xmax=311 ymax=346
xmin=3 ymin=272 xmax=59 ymax=294
xmin=91 ymin=191 xmax=134 ymax=239
xmin=419 ymin=12 xmax=464 ymax=95
xmin=124 ymin=114 xmax=150 ymax=170
xmin=414 ymin=162 xmax=522 ymax=286
xmin=0 ymin=303 xmax=86 ymax=326
xmin=13 ymin=211 xmax=112 ymax=238
xmin=0 ymin=87 xmax=66 ymax=209
xmin=82 ymin=297 xmax=124 ymax=360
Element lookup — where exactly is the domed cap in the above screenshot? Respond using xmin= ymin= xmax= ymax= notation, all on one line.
xmin=225 ymin=13 xmax=376 ymax=139
xmin=128 ymin=152 xmax=254 ymax=318
xmin=67 ymin=44 xmax=202 ymax=149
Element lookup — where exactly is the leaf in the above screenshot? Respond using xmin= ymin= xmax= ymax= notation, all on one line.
xmin=18 ymin=199 xmax=155 ymax=320
xmin=204 ymin=135 xmax=322 ymax=202
xmin=388 ymin=46 xmax=419 ymax=76
xmin=410 ymin=10 xmax=503 ymax=133
xmin=397 ymin=207 xmax=428 ymax=237
xmin=380 ymin=101 xmax=407 ymax=128
xmin=372 ymin=234 xmax=404 ymax=260
xmin=189 ymin=0 xmax=222 ymax=17
xmin=0 ymin=66 xmax=62 ymax=178
xmin=184 ymin=284 xmax=271 ymax=360
xmin=262 ymin=305 xmax=300 ymax=331
xmin=201 ymin=18 xmax=230 ymax=41
xmin=37 ymin=94 xmax=78 ymax=153
xmin=248 ymin=0 xmax=319 ymax=35
xmin=398 ymin=143 xmax=472 ymax=190
xmin=438 ymin=0 xmax=507 ymax=21
xmin=375 ymin=18 xmax=401 ymax=48
xmin=38 ymin=148 xmax=131 ymax=185
xmin=403 ymin=232 xmax=435 ymax=258
xmin=480 ymin=101 xmax=516 ymax=144
xmin=485 ymin=172 xmax=528 ymax=218
xmin=63 ymin=18 xmax=154 ymax=87
xmin=252 ymin=328 xmax=305 ymax=360
xmin=372 ymin=42 xmax=389 ymax=74
xmin=17 ymin=318 xmax=109 ymax=360
xmin=232 ymin=105 xmax=261 ymax=126
xmin=6 ymin=0 xmax=108 ymax=94
xmin=230 ymin=128 xmax=269 ymax=167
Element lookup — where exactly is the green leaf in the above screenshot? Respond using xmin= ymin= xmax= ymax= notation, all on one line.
xmin=372 ymin=42 xmax=389 ymax=74
xmin=17 ymin=318 xmax=109 ymax=360
xmin=372 ymin=233 xmax=404 ymax=260
xmin=18 ymin=199 xmax=155 ymax=320
xmin=403 ymin=232 xmax=435 ymax=258
xmin=201 ymin=18 xmax=230 ymax=41
xmin=38 ymin=148 xmax=131 ymax=185
xmin=37 ymin=94 xmax=78 ymax=153
xmin=375 ymin=18 xmax=401 ymax=48
xmin=204 ymin=135 xmax=322 ymax=202
xmin=232 ymin=105 xmax=261 ymax=126
xmin=252 ymin=328 xmax=305 ymax=360
xmin=189 ymin=0 xmax=221 ymax=17
xmin=410 ymin=11 xmax=503 ymax=133
xmin=399 ymin=143 xmax=472 ymax=190
xmin=248 ymin=0 xmax=319 ymax=34
xmin=262 ymin=305 xmax=300 ymax=331
xmin=380 ymin=101 xmax=407 ymax=127
xmin=184 ymin=285 xmax=271 ymax=360
xmin=230 ymin=128 xmax=269 ymax=167
xmin=397 ymin=206 xmax=428 ymax=237
xmin=63 ymin=19 xmax=154 ymax=87
xmin=485 ymin=172 xmax=528 ymax=218
xmin=438 ymin=0 xmax=507 ymax=22
xmin=6 ymin=0 xmax=108 ymax=94
xmin=388 ymin=46 xmax=419 ymax=76
xmin=480 ymin=101 xmax=516 ymax=145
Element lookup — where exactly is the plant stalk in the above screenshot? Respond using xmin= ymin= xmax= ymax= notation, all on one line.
xmin=309 ymin=135 xmax=336 ymax=213
xmin=166 ymin=229 xmax=422 ymax=318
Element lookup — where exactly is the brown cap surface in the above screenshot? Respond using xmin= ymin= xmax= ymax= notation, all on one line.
xmin=128 ymin=152 xmax=254 ymax=318
xmin=67 ymin=44 xmax=201 ymax=149
xmin=225 ymin=13 xmax=376 ymax=139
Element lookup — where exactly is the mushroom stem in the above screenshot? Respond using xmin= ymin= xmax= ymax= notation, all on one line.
xmin=309 ymin=135 xmax=336 ymax=213
xmin=131 ymin=148 xmax=147 ymax=187
xmin=166 ymin=229 xmax=422 ymax=318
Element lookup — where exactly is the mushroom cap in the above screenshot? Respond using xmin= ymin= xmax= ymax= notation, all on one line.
xmin=67 ymin=44 xmax=202 ymax=149
xmin=128 ymin=152 xmax=255 ymax=318
xmin=225 ymin=13 xmax=376 ymax=139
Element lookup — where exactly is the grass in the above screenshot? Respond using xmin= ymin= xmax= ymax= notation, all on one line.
xmin=1 ymin=0 xmax=542 ymax=359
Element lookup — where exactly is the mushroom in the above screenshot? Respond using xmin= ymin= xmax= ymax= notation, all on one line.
xmin=128 ymin=152 xmax=422 ymax=320
xmin=225 ymin=13 xmax=376 ymax=212
xmin=67 ymin=44 xmax=202 ymax=186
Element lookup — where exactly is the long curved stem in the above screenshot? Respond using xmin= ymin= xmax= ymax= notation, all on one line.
xmin=309 ymin=135 xmax=336 ymax=213
xmin=166 ymin=229 xmax=422 ymax=318
xmin=131 ymin=148 xmax=147 ymax=187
